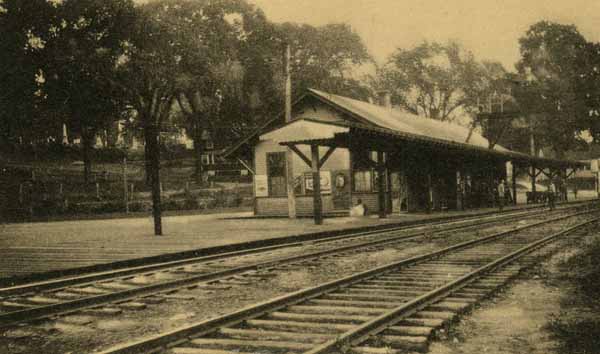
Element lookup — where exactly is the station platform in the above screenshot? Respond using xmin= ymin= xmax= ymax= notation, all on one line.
xmin=0 ymin=196 xmax=596 ymax=283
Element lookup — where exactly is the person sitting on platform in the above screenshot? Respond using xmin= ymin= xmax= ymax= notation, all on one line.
xmin=350 ymin=198 xmax=368 ymax=217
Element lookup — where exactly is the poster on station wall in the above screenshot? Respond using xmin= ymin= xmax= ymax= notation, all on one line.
xmin=304 ymin=171 xmax=332 ymax=194
xmin=255 ymin=175 xmax=269 ymax=197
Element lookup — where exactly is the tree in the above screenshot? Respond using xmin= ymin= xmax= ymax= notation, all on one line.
xmin=575 ymin=41 xmax=600 ymax=143
xmin=167 ymin=0 xmax=276 ymax=184
xmin=375 ymin=40 xmax=494 ymax=122
xmin=41 ymin=0 xmax=135 ymax=183
xmin=277 ymin=22 xmax=372 ymax=100
xmin=515 ymin=21 xmax=592 ymax=157
xmin=0 ymin=0 xmax=134 ymax=178
xmin=0 ymin=0 xmax=61 ymax=150
xmin=117 ymin=1 xmax=187 ymax=235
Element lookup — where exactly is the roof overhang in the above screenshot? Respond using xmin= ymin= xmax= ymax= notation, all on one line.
xmin=225 ymin=88 xmax=585 ymax=170
xmin=260 ymin=119 xmax=349 ymax=144
xmin=272 ymin=118 xmax=585 ymax=170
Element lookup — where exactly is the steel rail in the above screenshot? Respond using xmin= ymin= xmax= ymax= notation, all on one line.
xmin=306 ymin=217 xmax=600 ymax=353
xmin=0 ymin=207 xmax=591 ymax=328
xmin=97 ymin=209 xmax=599 ymax=354
xmin=0 ymin=202 xmax=582 ymax=298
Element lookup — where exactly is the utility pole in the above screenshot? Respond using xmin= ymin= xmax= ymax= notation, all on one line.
xmin=529 ymin=120 xmax=537 ymax=194
xmin=284 ymin=43 xmax=297 ymax=219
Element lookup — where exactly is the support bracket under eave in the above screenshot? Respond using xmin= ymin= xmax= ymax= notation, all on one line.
xmin=319 ymin=147 xmax=337 ymax=169
xmin=565 ymin=168 xmax=577 ymax=179
xmin=285 ymin=144 xmax=312 ymax=167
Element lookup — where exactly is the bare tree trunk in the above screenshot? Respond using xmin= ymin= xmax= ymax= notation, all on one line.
xmin=144 ymin=137 xmax=151 ymax=186
xmin=144 ymin=124 xmax=162 ymax=236
xmin=193 ymin=121 xmax=204 ymax=185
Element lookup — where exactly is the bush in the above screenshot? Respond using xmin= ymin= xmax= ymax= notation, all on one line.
xmin=90 ymin=201 xmax=124 ymax=214
xmin=128 ymin=201 xmax=151 ymax=212
xmin=198 ymin=197 xmax=216 ymax=209
xmin=223 ymin=194 xmax=242 ymax=207
xmin=94 ymin=147 xmax=127 ymax=163
xmin=184 ymin=196 xmax=199 ymax=210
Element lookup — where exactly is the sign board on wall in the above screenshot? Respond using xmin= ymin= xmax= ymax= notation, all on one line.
xmin=255 ymin=175 xmax=269 ymax=197
xmin=304 ymin=171 xmax=332 ymax=194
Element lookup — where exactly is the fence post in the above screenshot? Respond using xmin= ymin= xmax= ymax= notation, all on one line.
xmin=123 ymin=157 xmax=129 ymax=213
xmin=96 ymin=182 xmax=100 ymax=199
xmin=59 ymin=182 xmax=65 ymax=212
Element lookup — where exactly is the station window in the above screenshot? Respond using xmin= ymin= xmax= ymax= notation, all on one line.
xmin=267 ymin=152 xmax=287 ymax=197
xmin=353 ymin=170 xmax=373 ymax=192
xmin=201 ymin=153 xmax=214 ymax=165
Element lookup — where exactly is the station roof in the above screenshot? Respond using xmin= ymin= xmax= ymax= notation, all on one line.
xmin=306 ymin=89 xmax=510 ymax=153
xmin=227 ymin=88 xmax=585 ymax=169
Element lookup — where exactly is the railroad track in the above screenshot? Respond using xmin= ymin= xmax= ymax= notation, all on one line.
xmin=2 ymin=203 xmax=566 ymax=291
xmin=98 ymin=210 xmax=600 ymax=354
xmin=1 ymin=202 xmax=586 ymax=297
xmin=0 ymin=204 xmax=594 ymax=328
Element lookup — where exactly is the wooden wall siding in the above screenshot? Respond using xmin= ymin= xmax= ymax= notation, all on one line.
xmin=255 ymin=197 xmax=289 ymax=216
xmin=296 ymin=196 xmax=334 ymax=215
xmin=294 ymin=98 xmax=346 ymax=124
xmin=256 ymin=196 xmax=336 ymax=216
xmin=352 ymin=193 xmax=380 ymax=214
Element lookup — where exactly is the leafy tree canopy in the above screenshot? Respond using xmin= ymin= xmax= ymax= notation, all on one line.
xmin=374 ymin=40 xmax=504 ymax=123
xmin=277 ymin=22 xmax=373 ymax=101
xmin=514 ymin=20 xmax=595 ymax=156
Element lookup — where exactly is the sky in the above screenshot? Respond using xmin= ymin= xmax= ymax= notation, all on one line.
xmin=248 ymin=0 xmax=600 ymax=71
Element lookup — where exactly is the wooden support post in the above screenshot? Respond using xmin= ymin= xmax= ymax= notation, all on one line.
xmin=562 ymin=168 xmax=568 ymax=202
xmin=530 ymin=165 xmax=537 ymax=194
xmin=512 ymin=164 xmax=518 ymax=205
xmin=285 ymin=149 xmax=296 ymax=218
xmin=385 ymin=163 xmax=393 ymax=214
xmin=427 ymin=173 xmax=433 ymax=213
xmin=348 ymin=141 xmax=354 ymax=209
xmin=456 ymin=170 xmax=463 ymax=211
xmin=377 ymin=151 xmax=386 ymax=218
xmin=311 ymin=144 xmax=323 ymax=225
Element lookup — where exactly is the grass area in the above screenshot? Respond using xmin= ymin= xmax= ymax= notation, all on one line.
xmin=1 ymin=161 xmax=253 ymax=222
xmin=547 ymin=233 xmax=600 ymax=354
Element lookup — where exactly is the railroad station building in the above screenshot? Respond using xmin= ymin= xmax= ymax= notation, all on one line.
xmin=225 ymin=89 xmax=584 ymax=223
